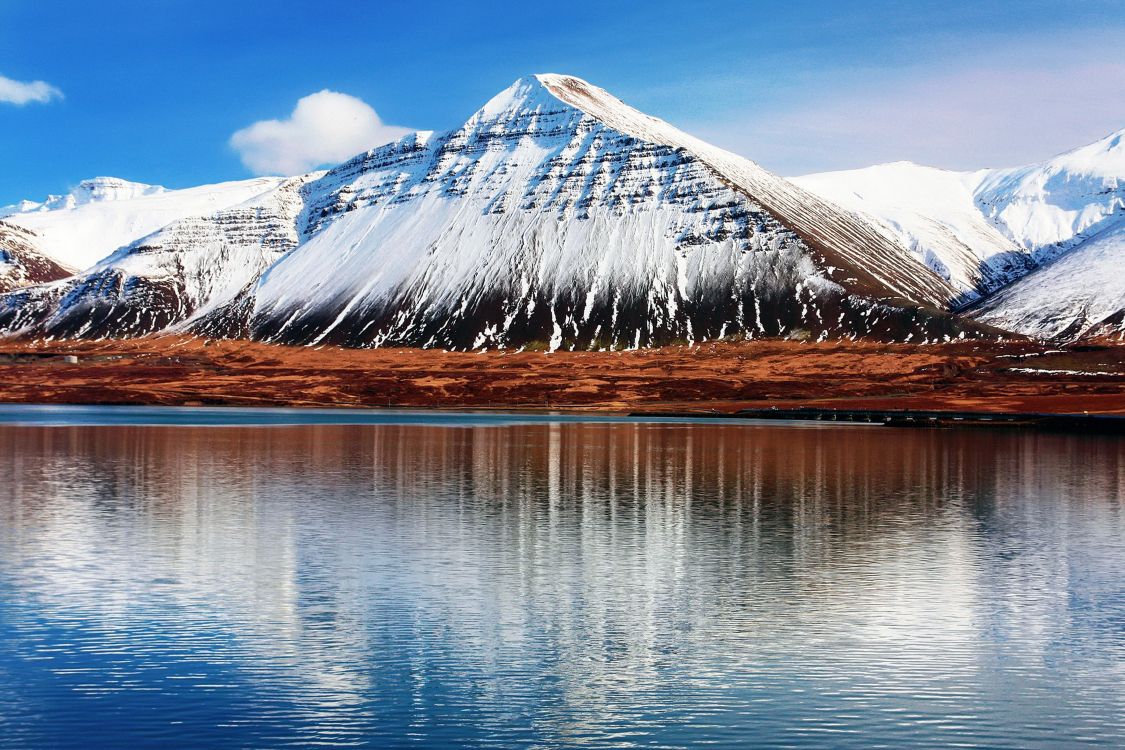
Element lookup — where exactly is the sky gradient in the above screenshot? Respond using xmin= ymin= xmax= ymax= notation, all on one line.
xmin=2 ymin=0 xmax=1123 ymax=204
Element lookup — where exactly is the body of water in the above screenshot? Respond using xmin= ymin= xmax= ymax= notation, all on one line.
xmin=0 ymin=409 xmax=1122 ymax=748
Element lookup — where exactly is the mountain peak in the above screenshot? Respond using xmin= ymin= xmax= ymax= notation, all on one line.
xmin=1054 ymin=126 xmax=1125 ymax=176
xmin=1 ymin=72 xmax=975 ymax=348
xmin=4 ymin=176 xmax=167 ymax=216
xmin=70 ymin=177 xmax=166 ymax=205
xmin=470 ymin=74 xmax=664 ymax=139
xmin=470 ymin=75 xmax=567 ymax=122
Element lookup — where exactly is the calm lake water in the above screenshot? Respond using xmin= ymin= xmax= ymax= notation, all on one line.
xmin=0 ymin=409 xmax=1123 ymax=748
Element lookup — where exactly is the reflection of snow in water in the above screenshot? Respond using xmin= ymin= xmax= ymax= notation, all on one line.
xmin=0 ymin=422 xmax=1123 ymax=747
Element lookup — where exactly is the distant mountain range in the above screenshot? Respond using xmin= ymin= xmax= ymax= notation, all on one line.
xmin=795 ymin=129 xmax=1125 ymax=339
xmin=1 ymin=74 xmax=1122 ymax=348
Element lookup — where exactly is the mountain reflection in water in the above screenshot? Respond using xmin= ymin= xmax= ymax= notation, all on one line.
xmin=1 ymin=421 xmax=1123 ymax=749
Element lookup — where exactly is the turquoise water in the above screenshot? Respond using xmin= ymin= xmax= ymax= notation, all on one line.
xmin=0 ymin=412 xmax=1122 ymax=748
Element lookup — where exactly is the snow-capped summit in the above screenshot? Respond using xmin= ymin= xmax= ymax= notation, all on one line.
xmin=471 ymin=75 xmax=561 ymax=120
xmin=52 ymin=177 xmax=167 ymax=210
xmin=0 ymin=177 xmax=166 ymax=216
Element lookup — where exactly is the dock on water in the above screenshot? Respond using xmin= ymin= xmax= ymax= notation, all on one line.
xmin=632 ymin=408 xmax=1125 ymax=434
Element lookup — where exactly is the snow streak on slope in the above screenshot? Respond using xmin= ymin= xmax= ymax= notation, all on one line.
xmin=0 ymin=178 xmax=309 ymax=339
xmin=0 ymin=221 xmax=70 ymax=293
xmin=540 ymin=76 xmax=955 ymax=307
xmin=795 ymin=129 xmax=1125 ymax=303
xmin=971 ymin=221 xmax=1125 ymax=341
xmin=2 ymin=176 xmax=287 ymax=271
xmin=249 ymin=76 xmax=966 ymax=351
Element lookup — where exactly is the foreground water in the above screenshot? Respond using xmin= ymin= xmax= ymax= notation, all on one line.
xmin=0 ymin=411 xmax=1123 ymax=748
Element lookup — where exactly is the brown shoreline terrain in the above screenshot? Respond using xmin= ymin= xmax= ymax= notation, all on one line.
xmin=1 ymin=335 xmax=1124 ymax=415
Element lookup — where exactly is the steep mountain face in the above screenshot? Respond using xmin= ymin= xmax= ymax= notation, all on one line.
xmin=0 ymin=221 xmax=71 ymax=293
xmin=970 ymin=222 xmax=1125 ymax=341
xmin=0 ymin=178 xmax=308 ymax=339
xmin=794 ymin=129 xmax=1125 ymax=305
xmin=1 ymin=176 xmax=287 ymax=271
xmin=248 ymin=75 xmax=967 ymax=350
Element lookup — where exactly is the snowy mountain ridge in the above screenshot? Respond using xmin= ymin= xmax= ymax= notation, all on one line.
xmin=973 ymin=127 xmax=1125 ymax=257
xmin=0 ymin=176 xmax=288 ymax=271
xmin=794 ymin=128 xmax=1125 ymax=303
xmin=794 ymin=127 xmax=1125 ymax=340
xmin=2 ymin=73 xmax=1122 ymax=346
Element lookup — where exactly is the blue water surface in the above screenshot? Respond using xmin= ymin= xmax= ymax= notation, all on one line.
xmin=0 ymin=412 xmax=1122 ymax=748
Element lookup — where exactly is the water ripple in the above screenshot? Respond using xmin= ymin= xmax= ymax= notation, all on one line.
xmin=0 ymin=421 xmax=1123 ymax=748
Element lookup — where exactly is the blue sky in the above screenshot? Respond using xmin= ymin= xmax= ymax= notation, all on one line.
xmin=2 ymin=0 xmax=1123 ymax=204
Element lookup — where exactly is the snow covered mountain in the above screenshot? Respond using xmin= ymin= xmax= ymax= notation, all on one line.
xmin=793 ymin=163 xmax=1025 ymax=300
xmin=0 ymin=177 xmax=309 ymax=339
xmin=247 ymin=75 xmax=968 ymax=350
xmin=794 ymin=129 xmax=1125 ymax=306
xmin=970 ymin=221 xmax=1125 ymax=341
xmin=0 ymin=221 xmax=70 ymax=293
xmin=974 ymin=129 xmax=1125 ymax=257
xmin=0 ymin=74 xmax=1004 ymax=349
xmin=1 ymin=176 xmax=288 ymax=271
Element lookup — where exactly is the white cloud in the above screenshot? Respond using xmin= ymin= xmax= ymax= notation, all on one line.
xmin=0 ymin=74 xmax=63 ymax=105
xmin=230 ymin=90 xmax=411 ymax=175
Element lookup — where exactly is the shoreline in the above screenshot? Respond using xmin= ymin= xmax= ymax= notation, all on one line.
xmin=1 ymin=403 xmax=1123 ymax=434
xmin=0 ymin=404 xmax=1120 ymax=434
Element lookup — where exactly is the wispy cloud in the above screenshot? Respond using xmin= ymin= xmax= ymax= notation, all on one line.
xmin=0 ymin=74 xmax=63 ymax=105
xmin=691 ymin=32 xmax=1125 ymax=176
xmin=230 ymin=90 xmax=411 ymax=175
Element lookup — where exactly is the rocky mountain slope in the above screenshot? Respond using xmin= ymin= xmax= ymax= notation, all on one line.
xmin=0 ymin=221 xmax=71 ymax=293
